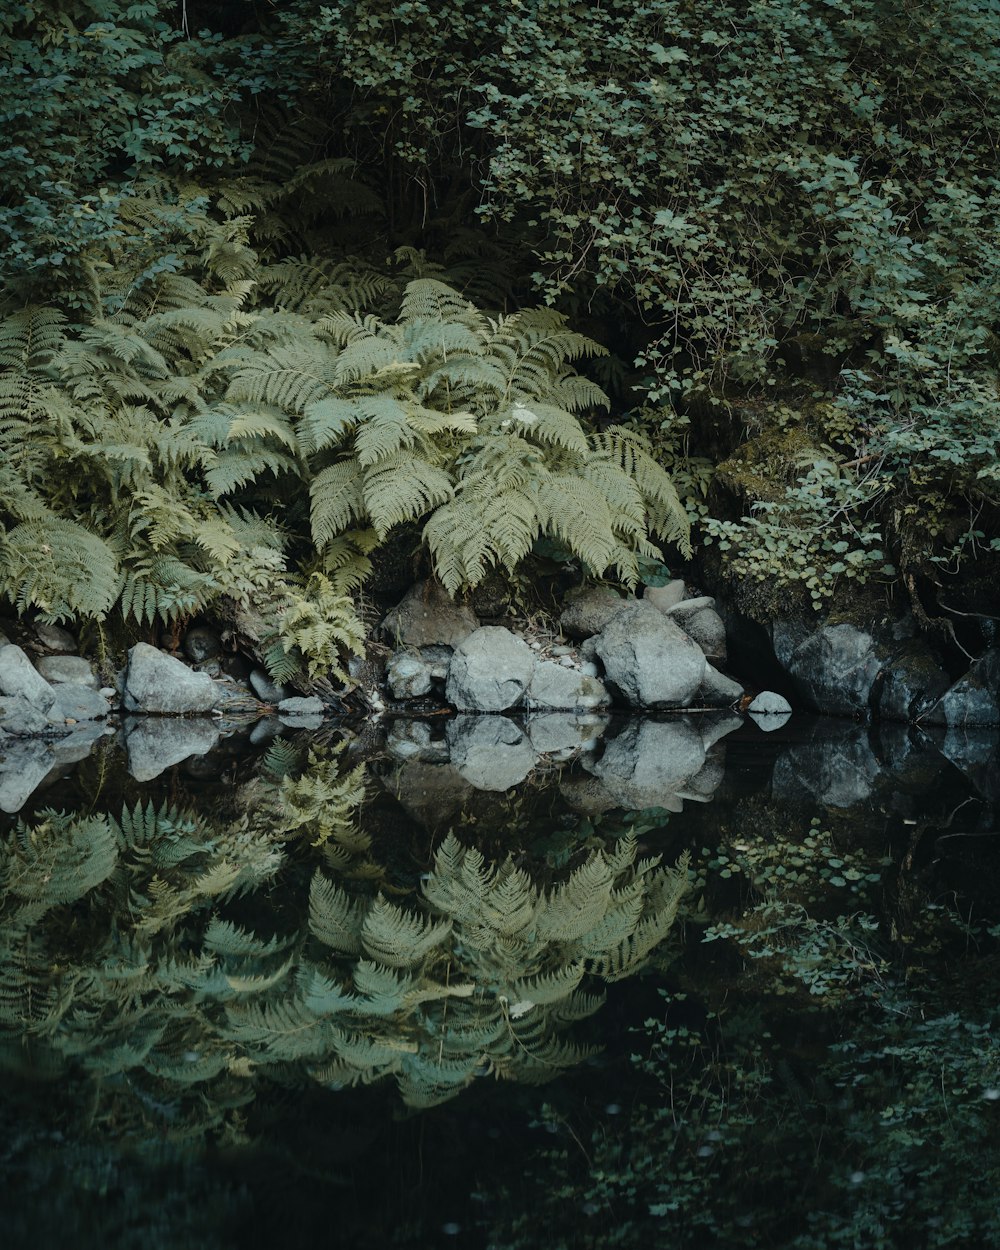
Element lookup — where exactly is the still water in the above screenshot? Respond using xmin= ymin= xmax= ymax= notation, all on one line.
xmin=0 ymin=713 xmax=997 ymax=1249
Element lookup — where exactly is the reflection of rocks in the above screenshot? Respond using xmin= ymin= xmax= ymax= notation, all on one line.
xmin=0 ymin=740 xmax=58 ymax=813
xmin=588 ymin=718 xmax=712 ymax=810
xmin=446 ymin=715 xmax=538 ymax=791
xmin=446 ymin=628 xmax=535 ymax=712
xmin=384 ymin=760 xmax=474 ymax=832
xmin=124 ymin=644 xmax=216 ymax=714
xmin=559 ymin=772 xmax=622 ymax=816
xmin=928 ymin=728 xmax=1000 ymax=803
xmin=278 ymin=696 xmax=324 ymax=717
xmin=771 ymin=725 xmax=882 ymax=808
xmin=700 ymin=713 xmax=744 ymax=751
xmin=386 ymin=719 xmax=450 ymax=763
xmin=595 ymin=602 xmax=707 ymax=710
xmin=748 ymin=691 xmax=792 ymax=732
xmin=526 ymin=712 xmax=609 ymax=757
xmin=124 ymin=716 xmax=221 ymax=782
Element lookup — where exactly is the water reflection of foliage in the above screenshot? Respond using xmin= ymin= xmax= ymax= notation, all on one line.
xmin=0 ymin=761 xmax=688 ymax=1131
xmin=483 ymin=823 xmax=1000 ymax=1249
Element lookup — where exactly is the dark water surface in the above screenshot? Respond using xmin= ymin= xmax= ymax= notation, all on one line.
xmin=1 ymin=714 xmax=998 ymax=1249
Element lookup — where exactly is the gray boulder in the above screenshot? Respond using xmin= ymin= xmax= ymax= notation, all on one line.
xmin=594 ymin=601 xmax=707 ymax=709
xmin=382 ymin=580 xmax=478 ymax=649
xmin=785 ymin=623 xmax=883 ymax=717
xmin=665 ymin=598 xmax=727 ymax=661
xmin=0 ymin=645 xmax=57 ymax=712
xmin=447 ymin=715 xmax=538 ymax=791
xmin=588 ymin=718 xmax=708 ymax=810
xmin=124 ymin=716 xmax=221 ymax=782
xmin=386 ymin=646 xmax=452 ymax=700
xmin=559 ymin=587 xmax=633 ymax=641
xmin=877 ymin=641 xmax=952 ymax=722
xmin=123 ymin=643 xmax=216 ymax=714
xmin=446 ymin=627 xmax=535 ymax=711
xmin=922 ymin=649 xmax=1000 ymax=728
xmin=35 ymin=655 xmax=99 ymax=689
xmin=527 ymin=660 xmax=610 ymax=711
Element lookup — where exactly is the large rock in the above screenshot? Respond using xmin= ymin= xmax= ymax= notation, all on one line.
xmin=382 ymin=581 xmax=479 ymax=649
xmin=446 ymin=627 xmax=535 ymax=711
xmin=594 ymin=601 xmax=707 ymax=709
xmin=784 ymin=623 xmax=883 ymax=717
xmin=922 ymin=649 xmax=1000 ymax=728
xmin=34 ymin=655 xmax=99 ymax=689
xmin=123 ymin=643 xmax=216 ymax=714
xmin=386 ymin=719 xmax=451 ymax=763
xmin=877 ymin=641 xmax=952 ymax=722
xmin=123 ymin=716 xmax=221 ymax=782
xmin=588 ymin=718 xmax=708 ymax=811
xmin=446 ymin=715 xmax=538 ymax=791
xmin=0 ymin=645 xmax=57 ymax=712
xmin=181 ymin=626 xmax=222 ymax=664
xmin=559 ymin=587 xmax=632 ymax=641
xmin=527 ymin=661 xmax=610 ymax=711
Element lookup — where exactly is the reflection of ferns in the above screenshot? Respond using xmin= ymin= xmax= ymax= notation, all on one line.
xmin=0 ymin=779 xmax=687 ymax=1118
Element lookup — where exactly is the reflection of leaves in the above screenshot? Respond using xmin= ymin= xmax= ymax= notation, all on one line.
xmin=0 ymin=778 xmax=687 ymax=1131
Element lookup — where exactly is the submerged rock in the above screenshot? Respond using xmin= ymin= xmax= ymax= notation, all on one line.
xmin=123 ymin=644 xmax=216 ymax=714
xmin=594 ymin=601 xmax=707 ymax=709
xmin=526 ymin=712 xmax=609 ymax=757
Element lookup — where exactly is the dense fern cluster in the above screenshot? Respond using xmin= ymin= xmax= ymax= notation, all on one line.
xmin=0 ymin=178 xmax=688 ymax=673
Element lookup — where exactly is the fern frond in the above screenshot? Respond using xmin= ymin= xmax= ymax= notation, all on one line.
xmin=360 ymin=896 xmax=453 ymax=969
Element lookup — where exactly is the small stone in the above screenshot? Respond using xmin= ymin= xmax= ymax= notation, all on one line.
xmin=387 ymin=649 xmax=434 ymax=700
xmin=249 ymin=668 xmax=290 ymax=704
xmin=277 ymin=696 xmax=324 ymax=716
xmin=529 ymin=661 xmax=610 ymax=712
xmin=579 ymin=662 xmax=599 ymax=678
xmin=551 ymin=645 xmax=574 ymax=657
xmin=35 ymin=622 xmax=76 ymax=652
xmin=748 ymin=690 xmax=793 ymax=716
